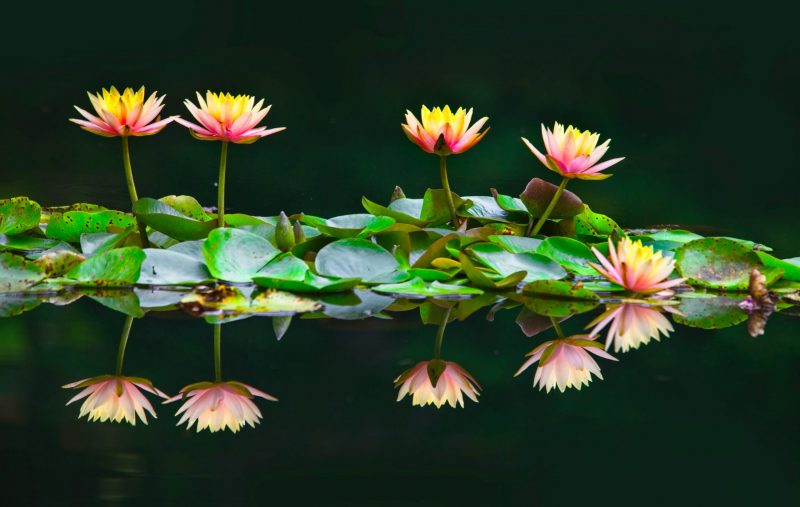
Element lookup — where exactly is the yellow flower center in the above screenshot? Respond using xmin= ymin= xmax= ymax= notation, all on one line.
xmin=552 ymin=122 xmax=601 ymax=156
xmin=203 ymin=92 xmax=254 ymax=125
xmin=420 ymin=105 xmax=468 ymax=138
xmin=97 ymin=86 xmax=146 ymax=123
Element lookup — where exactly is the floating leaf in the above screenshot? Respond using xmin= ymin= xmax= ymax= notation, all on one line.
xmin=491 ymin=190 xmax=528 ymax=214
xmin=0 ymin=253 xmax=46 ymax=292
xmin=676 ymin=238 xmax=782 ymax=290
xmin=302 ymin=214 xmax=395 ymax=238
xmin=32 ymin=250 xmax=85 ymax=277
xmin=467 ymin=243 xmax=566 ymax=282
xmin=80 ymin=231 xmax=132 ymax=256
xmin=373 ymin=277 xmax=483 ymax=298
xmin=158 ymin=195 xmax=211 ymax=220
xmin=202 ymin=228 xmax=279 ymax=283
xmin=572 ymin=206 xmax=619 ymax=237
xmin=458 ymin=252 xmax=526 ymax=290
xmin=488 ymin=235 xmax=542 ymax=254
xmin=167 ymin=239 xmax=205 ymax=262
xmin=139 ymin=249 xmax=211 ymax=285
xmin=535 ymin=237 xmax=597 ymax=275
xmin=673 ymin=293 xmax=748 ymax=329
xmin=646 ymin=229 xmax=703 ymax=244
xmin=460 ymin=195 xmax=528 ymax=223
xmin=0 ymin=235 xmax=62 ymax=252
xmin=133 ymin=198 xmax=216 ymax=241
xmin=755 ymin=252 xmax=800 ymax=282
xmin=315 ymin=238 xmax=402 ymax=283
xmin=253 ymin=252 xmax=360 ymax=293
xmin=420 ymin=189 xmax=466 ymax=225
xmin=519 ymin=178 xmax=584 ymax=218
xmin=0 ymin=197 xmax=41 ymax=235
xmin=46 ymin=208 xmax=136 ymax=242
xmin=362 ymin=196 xmax=427 ymax=226
xmin=63 ymin=246 xmax=145 ymax=286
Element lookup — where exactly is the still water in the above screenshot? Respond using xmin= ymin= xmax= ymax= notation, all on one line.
xmin=1 ymin=287 xmax=798 ymax=506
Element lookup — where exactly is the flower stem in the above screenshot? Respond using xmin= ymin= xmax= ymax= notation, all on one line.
xmin=433 ymin=307 xmax=452 ymax=359
xmin=115 ymin=315 xmax=134 ymax=376
xmin=550 ymin=317 xmax=565 ymax=338
xmin=217 ymin=141 xmax=229 ymax=228
xmin=439 ymin=155 xmax=459 ymax=227
xmin=529 ymin=176 xmax=569 ymax=236
xmin=214 ymin=324 xmax=222 ymax=382
xmin=121 ymin=136 xmax=149 ymax=247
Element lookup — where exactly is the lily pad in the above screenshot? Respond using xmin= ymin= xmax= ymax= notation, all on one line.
xmin=0 ymin=253 xmax=47 ymax=292
xmin=420 ymin=189 xmax=467 ymax=225
xmin=673 ymin=293 xmax=748 ymax=329
xmin=755 ymin=252 xmax=800 ymax=282
xmin=315 ymin=238 xmax=402 ymax=283
xmin=488 ymin=235 xmax=542 ymax=254
xmin=535 ymin=237 xmax=597 ymax=275
xmin=675 ymin=238 xmax=782 ymax=290
xmin=32 ymin=250 xmax=85 ymax=277
xmin=0 ymin=197 xmax=41 ymax=235
xmin=458 ymin=252 xmax=527 ymax=290
xmin=158 ymin=195 xmax=212 ymax=220
xmin=139 ymin=249 xmax=211 ymax=285
xmin=0 ymin=235 xmax=62 ymax=252
xmin=572 ymin=206 xmax=619 ymax=237
xmin=63 ymin=246 xmax=145 ymax=287
xmin=133 ymin=198 xmax=216 ymax=241
xmin=372 ymin=277 xmax=483 ymax=298
xmin=362 ymin=197 xmax=427 ymax=226
xmin=202 ymin=228 xmax=279 ymax=283
xmin=460 ymin=195 xmax=529 ymax=223
xmin=302 ymin=214 xmax=395 ymax=238
xmin=253 ymin=253 xmax=360 ymax=293
xmin=519 ymin=178 xmax=584 ymax=218
xmin=80 ymin=231 xmax=132 ymax=256
xmin=467 ymin=243 xmax=567 ymax=283
xmin=46 ymin=208 xmax=136 ymax=242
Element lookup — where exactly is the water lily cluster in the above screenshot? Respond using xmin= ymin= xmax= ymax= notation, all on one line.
xmin=1 ymin=86 xmax=798 ymax=429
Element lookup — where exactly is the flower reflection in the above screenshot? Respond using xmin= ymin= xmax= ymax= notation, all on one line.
xmin=395 ymin=359 xmax=481 ymax=408
xmin=165 ymin=381 xmax=277 ymax=433
xmin=587 ymin=303 xmax=677 ymax=353
xmin=63 ymin=375 xmax=168 ymax=425
xmin=515 ymin=335 xmax=616 ymax=393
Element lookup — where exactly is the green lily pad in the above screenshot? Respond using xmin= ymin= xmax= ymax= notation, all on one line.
xmin=646 ymin=229 xmax=703 ymax=244
xmin=63 ymin=246 xmax=145 ymax=287
xmin=0 ymin=197 xmax=41 ymax=235
xmin=372 ymin=277 xmax=483 ymax=298
xmin=458 ymin=252 xmax=527 ymax=290
xmin=535 ymin=237 xmax=597 ymax=275
xmin=673 ymin=293 xmax=748 ymax=329
xmin=46 ymin=208 xmax=136 ymax=242
xmin=302 ymin=214 xmax=396 ymax=238
xmin=467 ymin=243 xmax=567 ymax=283
xmin=572 ymin=205 xmax=619 ymax=237
xmin=519 ymin=178 xmax=584 ymax=218
xmin=315 ymin=238 xmax=402 ymax=283
xmin=488 ymin=235 xmax=542 ymax=254
xmin=202 ymin=228 xmax=279 ymax=283
xmin=32 ymin=250 xmax=85 ymax=277
xmin=139 ymin=249 xmax=211 ymax=285
xmin=133 ymin=198 xmax=217 ymax=241
xmin=158 ymin=195 xmax=212 ymax=220
xmin=80 ymin=231 xmax=132 ymax=256
xmin=420 ymin=189 xmax=466 ymax=225
xmin=676 ymin=237 xmax=782 ymax=290
xmin=0 ymin=253 xmax=46 ymax=292
xmin=362 ymin=196 xmax=427 ymax=226
xmin=253 ymin=252 xmax=360 ymax=293
xmin=755 ymin=252 xmax=800 ymax=282
xmin=492 ymin=190 xmax=528 ymax=214
xmin=460 ymin=195 xmax=529 ymax=223
xmin=0 ymin=234 xmax=62 ymax=252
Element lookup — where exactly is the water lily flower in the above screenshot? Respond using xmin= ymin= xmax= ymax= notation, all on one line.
xmin=521 ymin=122 xmax=624 ymax=181
xmin=165 ymin=381 xmax=277 ymax=433
xmin=176 ymin=91 xmax=285 ymax=144
xmin=587 ymin=303 xmax=678 ymax=352
xmin=394 ymin=359 xmax=481 ymax=408
xmin=589 ymin=237 xmax=686 ymax=294
xmin=63 ymin=375 xmax=168 ymax=425
xmin=401 ymin=105 xmax=489 ymax=226
xmin=402 ymin=106 xmax=489 ymax=156
xmin=70 ymin=86 xmax=176 ymax=137
xmin=175 ymin=91 xmax=285 ymax=228
xmin=515 ymin=335 xmax=617 ymax=393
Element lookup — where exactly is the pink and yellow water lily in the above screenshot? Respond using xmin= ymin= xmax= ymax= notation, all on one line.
xmin=522 ymin=122 xmax=624 ymax=180
xmin=63 ymin=375 xmax=168 ymax=425
xmin=70 ymin=86 xmax=176 ymax=137
xmin=515 ymin=336 xmax=617 ymax=393
xmin=394 ymin=359 xmax=481 ymax=408
xmin=402 ymin=105 xmax=489 ymax=156
xmin=589 ymin=237 xmax=686 ymax=294
xmin=176 ymin=91 xmax=285 ymax=144
xmin=587 ymin=303 xmax=679 ymax=353
xmin=165 ymin=380 xmax=277 ymax=433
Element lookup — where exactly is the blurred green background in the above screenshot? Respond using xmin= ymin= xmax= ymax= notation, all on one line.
xmin=1 ymin=1 xmax=799 ymax=505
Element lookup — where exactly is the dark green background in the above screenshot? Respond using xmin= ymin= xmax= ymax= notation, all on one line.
xmin=1 ymin=1 xmax=799 ymax=505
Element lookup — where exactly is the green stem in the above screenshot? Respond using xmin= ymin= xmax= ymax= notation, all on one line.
xmin=121 ymin=137 xmax=149 ymax=247
xmin=115 ymin=315 xmax=134 ymax=376
xmin=214 ymin=324 xmax=222 ymax=382
xmin=217 ymin=141 xmax=229 ymax=228
xmin=433 ymin=307 xmax=452 ymax=359
xmin=550 ymin=317 xmax=565 ymax=338
xmin=529 ymin=176 xmax=569 ymax=236
xmin=439 ymin=155 xmax=459 ymax=227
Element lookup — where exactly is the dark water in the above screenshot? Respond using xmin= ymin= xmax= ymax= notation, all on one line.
xmin=1 ymin=289 xmax=798 ymax=506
